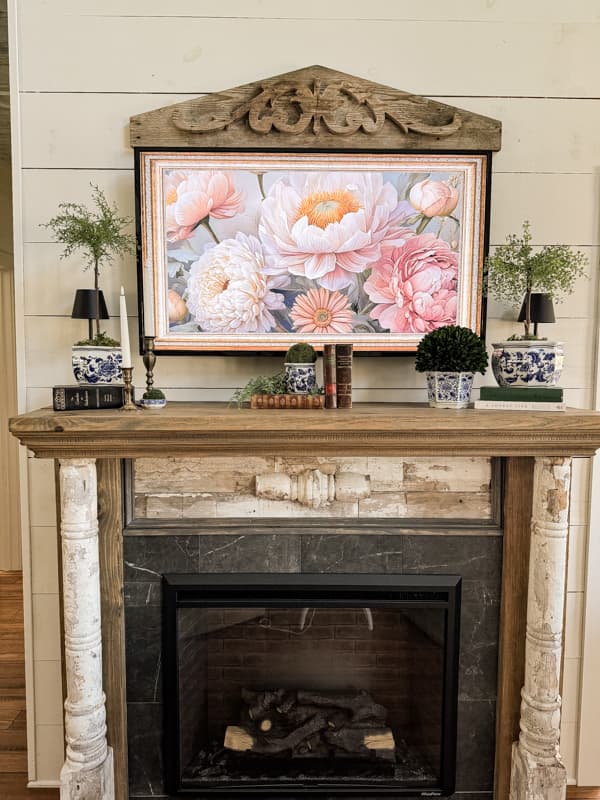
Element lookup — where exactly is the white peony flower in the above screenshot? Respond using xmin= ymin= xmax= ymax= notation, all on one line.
xmin=186 ymin=233 xmax=286 ymax=333
xmin=258 ymin=172 xmax=409 ymax=291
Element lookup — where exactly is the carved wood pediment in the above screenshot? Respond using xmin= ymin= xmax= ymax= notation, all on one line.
xmin=130 ymin=65 xmax=501 ymax=151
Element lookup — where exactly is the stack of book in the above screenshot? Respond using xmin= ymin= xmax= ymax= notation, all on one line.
xmin=474 ymin=386 xmax=565 ymax=412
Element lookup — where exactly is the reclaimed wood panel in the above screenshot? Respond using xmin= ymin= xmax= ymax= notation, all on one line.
xmin=97 ymin=459 xmax=127 ymax=800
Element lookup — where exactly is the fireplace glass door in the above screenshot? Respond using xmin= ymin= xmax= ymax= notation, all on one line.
xmin=162 ymin=574 xmax=460 ymax=796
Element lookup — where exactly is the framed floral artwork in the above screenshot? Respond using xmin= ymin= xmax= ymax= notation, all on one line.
xmin=137 ymin=151 xmax=488 ymax=353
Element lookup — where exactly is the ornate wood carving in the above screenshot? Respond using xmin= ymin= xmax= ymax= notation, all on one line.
xmin=130 ymin=65 xmax=501 ymax=152
xmin=171 ymin=79 xmax=462 ymax=139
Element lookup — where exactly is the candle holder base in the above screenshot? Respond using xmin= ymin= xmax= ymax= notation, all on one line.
xmin=120 ymin=367 xmax=140 ymax=412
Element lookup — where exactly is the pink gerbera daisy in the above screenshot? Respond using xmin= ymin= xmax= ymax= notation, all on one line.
xmin=290 ymin=288 xmax=354 ymax=334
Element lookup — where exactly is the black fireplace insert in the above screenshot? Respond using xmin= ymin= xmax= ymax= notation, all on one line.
xmin=162 ymin=574 xmax=461 ymax=797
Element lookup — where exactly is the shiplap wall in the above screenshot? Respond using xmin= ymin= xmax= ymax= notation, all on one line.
xmin=9 ymin=0 xmax=600 ymax=786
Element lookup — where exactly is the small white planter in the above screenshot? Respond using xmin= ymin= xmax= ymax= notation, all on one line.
xmin=426 ymin=371 xmax=474 ymax=409
xmin=491 ymin=341 xmax=563 ymax=387
xmin=72 ymin=346 xmax=122 ymax=384
xmin=139 ymin=397 xmax=167 ymax=410
xmin=284 ymin=362 xmax=317 ymax=394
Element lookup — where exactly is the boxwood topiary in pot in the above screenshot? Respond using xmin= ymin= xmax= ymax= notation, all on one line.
xmin=284 ymin=343 xmax=318 ymax=394
xmin=415 ymin=325 xmax=488 ymax=409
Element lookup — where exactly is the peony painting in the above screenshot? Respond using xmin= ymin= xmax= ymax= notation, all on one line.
xmin=138 ymin=152 xmax=487 ymax=352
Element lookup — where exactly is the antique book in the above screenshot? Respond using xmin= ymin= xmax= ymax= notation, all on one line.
xmin=335 ymin=344 xmax=353 ymax=409
xmin=53 ymin=384 xmax=126 ymax=411
xmin=474 ymin=399 xmax=566 ymax=412
xmin=479 ymin=386 xmax=563 ymax=403
xmin=250 ymin=394 xmax=324 ymax=409
xmin=323 ymin=344 xmax=337 ymax=409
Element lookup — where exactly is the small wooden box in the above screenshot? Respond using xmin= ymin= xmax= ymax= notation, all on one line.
xmin=250 ymin=394 xmax=325 ymax=409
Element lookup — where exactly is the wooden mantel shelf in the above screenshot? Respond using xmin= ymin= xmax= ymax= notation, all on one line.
xmin=9 ymin=401 xmax=600 ymax=458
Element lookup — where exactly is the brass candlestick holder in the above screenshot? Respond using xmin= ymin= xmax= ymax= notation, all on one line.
xmin=120 ymin=366 xmax=140 ymax=411
xmin=143 ymin=336 xmax=156 ymax=394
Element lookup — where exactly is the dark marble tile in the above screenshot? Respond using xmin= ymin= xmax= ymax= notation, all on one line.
xmin=458 ymin=602 xmax=500 ymax=701
xmin=125 ymin=605 xmax=162 ymax=703
xmin=124 ymin=535 xmax=199 ymax=582
xmin=197 ymin=533 xmax=301 ymax=572
xmin=455 ymin=699 xmax=496 ymax=791
xmin=301 ymin=534 xmax=403 ymax=572
xmin=403 ymin=535 xmax=502 ymax=603
xmin=125 ymin=581 xmax=161 ymax=607
xmin=127 ymin=702 xmax=164 ymax=797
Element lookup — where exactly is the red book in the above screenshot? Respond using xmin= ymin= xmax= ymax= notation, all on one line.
xmin=335 ymin=344 xmax=353 ymax=409
xmin=323 ymin=344 xmax=337 ymax=409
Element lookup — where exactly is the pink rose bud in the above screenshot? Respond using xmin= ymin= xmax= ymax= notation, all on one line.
xmin=409 ymin=179 xmax=459 ymax=218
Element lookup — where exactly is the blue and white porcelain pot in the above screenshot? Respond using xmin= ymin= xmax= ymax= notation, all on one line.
xmin=284 ymin=362 xmax=316 ymax=394
xmin=72 ymin=346 xmax=123 ymax=385
xmin=426 ymin=371 xmax=474 ymax=409
xmin=491 ymin=341 xmax=563 ymax=387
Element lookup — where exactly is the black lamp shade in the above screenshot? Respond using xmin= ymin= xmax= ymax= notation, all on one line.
xmin=518 ymin=293 xmax=556 ymax=324
xmin=71 ymin=289 xmax=109 ymax=320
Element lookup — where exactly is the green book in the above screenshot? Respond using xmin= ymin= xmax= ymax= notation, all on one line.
xmin=480 ymin=386 xmax=563 ymax=402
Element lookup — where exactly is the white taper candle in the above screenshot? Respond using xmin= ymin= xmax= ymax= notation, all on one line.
xmin=119 ymin=287 xmax=132 ymax=368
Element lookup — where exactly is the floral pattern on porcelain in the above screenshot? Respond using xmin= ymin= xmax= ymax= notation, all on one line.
xmin=72 ymin=346 xmax=123 ymax=385
xmin=284 ymin=363 xmax=317 ymax=394
xmin=140 ymin=397 xmax=167 ymax=409
xmin=426 ymin=371 xmax=474 ymax=409
xmin=491 ymin=342 xmax=563 ymax=387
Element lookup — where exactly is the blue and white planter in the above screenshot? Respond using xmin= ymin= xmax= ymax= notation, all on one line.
xmin=140 ymin=396 xmax=167 ymax=410
xmin=284 ymin=362 xmax=317 ymax=394
xmin=72 ymin=346 xmax=123 ymax=385
xmin=491 ymin=341 xmax=563 ymax=387
xmin=426 ymin=371 xmax=474 ymax=409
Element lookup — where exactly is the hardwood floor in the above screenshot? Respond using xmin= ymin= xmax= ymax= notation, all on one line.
xmin=0 ymin=571 xmax=58 ymax=799
xmin=0 ymin=569 xmax=598 ymax=798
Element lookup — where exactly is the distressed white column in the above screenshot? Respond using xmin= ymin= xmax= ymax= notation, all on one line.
xmin=59 ymin=459 xmax=114 ymax=800
xmin=510 ymin=456 xmax=571 ymax=800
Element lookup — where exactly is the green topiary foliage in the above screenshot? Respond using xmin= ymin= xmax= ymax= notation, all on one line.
xmin=74 ymin=331 xmax=120 ymax=347
xmin=415 ymin=325 xmax=488 ymax=374
xmin=143 ymin=388 xmax=165 ymax=400
xmin=284 ymin=343 xmax=317 ymax=363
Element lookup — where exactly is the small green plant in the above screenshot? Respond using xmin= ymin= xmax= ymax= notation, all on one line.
xmin=415 ymin=325 xmax=488 ymax=374
xmin=42 ymin=185 xmax=136 ymax=339
xmin=284 ymin=343 xmax=317 ymax=363
xmin=74 ymin=331 xmax=119 ymax=347
xmin=143 ymin=388 xmax=165 ymax=400
xmin=485 ymin=221 xmax=587 ymax=339
xmin=230 ymin=372 xmax=287 ymax=407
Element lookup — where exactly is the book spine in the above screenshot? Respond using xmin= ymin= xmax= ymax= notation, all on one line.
xmin=323 ymin=344 xmax=337 ymax=409
xmin=479 ymin=387 xmax=563 ymax=402
xmin=53 ymin=385 xmax=125 ymax=411
xmin=335 ymin=344 xmax=353 ymax=409
xmin=474 ymin=400 xmax=566 ymax=412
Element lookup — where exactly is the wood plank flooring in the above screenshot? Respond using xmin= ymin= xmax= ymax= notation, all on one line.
xmin=0 ymin=569 xmax=598 ymax=798
xmin=0 ymin=571 xmax=58 ymax=799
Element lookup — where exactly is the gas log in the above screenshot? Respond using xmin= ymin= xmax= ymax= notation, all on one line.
xmin=224 ymin=689 xmax=395 ymax=761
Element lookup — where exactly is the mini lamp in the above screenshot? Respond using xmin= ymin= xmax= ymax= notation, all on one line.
xmin=71 ymin=289 xmax=109 ymax=340
xmin=518 ymin=292 xmax=555 ymax=337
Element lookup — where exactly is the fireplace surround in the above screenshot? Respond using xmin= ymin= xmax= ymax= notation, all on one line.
xmin=10 ymin=402 xmax=600 ymax=800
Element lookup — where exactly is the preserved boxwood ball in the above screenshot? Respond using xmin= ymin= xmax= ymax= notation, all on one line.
xmin=284 ymin=343 xmax=317 ymax=363
xmin=415 ymin=325 xmax=488 ymax=374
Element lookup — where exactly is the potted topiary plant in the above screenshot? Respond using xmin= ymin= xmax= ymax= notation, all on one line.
xmin=42 ymin=185 xmax=135 ymax=384
xmin=415 ymin=325 xmax=488 ymax=409
xmin=140 ymin=387 xmax=167 ymax=410
xmin=284 ymin=343 xmax=318 ymax=394
xmin=485 ymin=221 xmax=587 ymax=387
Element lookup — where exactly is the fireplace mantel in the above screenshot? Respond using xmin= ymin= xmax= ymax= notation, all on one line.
xmin=10 ymin=402 xmax=600 ymax=800
xmin=10 ymin=401 xmax=600 ymax=458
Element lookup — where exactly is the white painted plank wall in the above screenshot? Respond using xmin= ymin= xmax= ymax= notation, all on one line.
xmin=9 ymin=0 xmax=600 ymax=785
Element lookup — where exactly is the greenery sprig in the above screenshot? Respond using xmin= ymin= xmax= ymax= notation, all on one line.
xmin=42 ymin=185 xmax=135 ymax=340
xmin=485 ymin=221 xmax=587 ymax=339
xmin=415 ymin=325 xmax=488 ymax=374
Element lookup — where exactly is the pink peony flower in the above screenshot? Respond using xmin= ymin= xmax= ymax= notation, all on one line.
xmin=185 ymin=233 xmax=286 ymax=333
xmin=290 ymin=288 xmax=354 ymax=334
xmin=164 ymin=170 xmax=244 ymax=242
xmin=409 ymin=178 xmax=459 ymax=218
xmin=259 ymin=172 xmax=412 ymax=291
xmin=364 ymin=234 xmax=459 ymax=333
